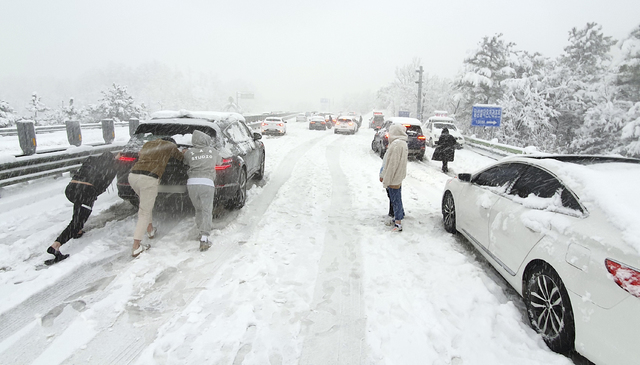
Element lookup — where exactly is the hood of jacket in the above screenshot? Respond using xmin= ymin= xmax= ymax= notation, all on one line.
xmin=388 ymin=124 xmax=408 ymax=144
xmin=192 ymin=130 xmax=213 ymax=148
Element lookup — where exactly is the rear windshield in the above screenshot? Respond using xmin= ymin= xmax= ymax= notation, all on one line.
xmin=434 ymin=123 xmax=457 ymax=131
xmin=266 ymin=118 xmax=280 ymax=121
xmin=405 ymin=126 xmax=423 ymax=136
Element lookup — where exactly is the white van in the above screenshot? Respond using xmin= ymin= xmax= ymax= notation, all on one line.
xmin=423 ymin=116 xmax=465 ymax=148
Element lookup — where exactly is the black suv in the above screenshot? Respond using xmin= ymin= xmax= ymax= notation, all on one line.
xmin=116 ymin=111 xmax=265 ymax=209
xmin=371 ymin=117 xmax=426 ymax=160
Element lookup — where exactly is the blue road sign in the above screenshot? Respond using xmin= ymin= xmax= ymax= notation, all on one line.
xmin=471 ymin=105 xmax=502 ymax=127
xmin=398 ymin=110 xmax=410 ymax=117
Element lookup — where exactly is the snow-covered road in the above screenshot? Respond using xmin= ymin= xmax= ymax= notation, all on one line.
xmin=0 ymin=119 xmax=581 ymax=364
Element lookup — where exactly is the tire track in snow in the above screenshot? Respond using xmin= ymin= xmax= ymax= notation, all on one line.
xmin=56 ymin=135 xmax=333 ymax=365
xmin=299 ymin=136 xmax=367 ymax=365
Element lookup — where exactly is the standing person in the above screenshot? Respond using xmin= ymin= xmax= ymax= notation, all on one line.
xmin=432 ymin=128 xmax=457 ymax=173
xmin=379 ymin=124 xmax=408 ymax=232
xmin=184 ymin=130 xmax=219 ymax=252
xmin=45 ymin=151 xmax=119 ymax=265
xmin=128 ymin=137 xmax=184 ymax=257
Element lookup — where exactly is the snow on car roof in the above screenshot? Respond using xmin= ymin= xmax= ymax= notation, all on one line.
xmin=150 ymin=110 xmax=245 ymax=123
xmin=505 ymin=155 xmax=640 ymax=255
xmin=428 ymin=116 xmax=455 ymax=122
xmin=388 ymin=117 xmax=421 ymax=125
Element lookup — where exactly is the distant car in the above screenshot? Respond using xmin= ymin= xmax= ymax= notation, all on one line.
xmin=116 ymin=110 xmax=265 ymax=210
xmin=309 ymin=116 xmax=327 ymax=130
xmin=261 ymin=117 xmax=286 ymax=135
xmin=442 ymin=155 xmax=640 ymax=365
xmin=296 ymin=113 xmax=307 ymax=123
xmin=334 ymin=116 xmax=358 ymax=134
xmin=371 ymin=117 xmax=426 ymax=160
xmin=369 ymin=113 xmax=385 ymax=129
xmin=423 ymin=117 xmax=465 ymax=148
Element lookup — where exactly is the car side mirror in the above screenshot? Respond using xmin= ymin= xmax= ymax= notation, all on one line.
xmin=253 ymin=132 xmax=262 ymax=140
xmin=458 ymin=173 xmax=471 ymax=182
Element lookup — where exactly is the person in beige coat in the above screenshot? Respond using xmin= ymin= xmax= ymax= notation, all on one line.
xmin=379 ymin=124 xmax=408 ymax=231
xmin=128 ymin=137 xmax=184 ymax=257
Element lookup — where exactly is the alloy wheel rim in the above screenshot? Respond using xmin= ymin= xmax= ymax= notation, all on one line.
xmin=443 ymin=195 xmax=455 ymax=230
xmin=530 ymin=274 xmax=564 ymax=339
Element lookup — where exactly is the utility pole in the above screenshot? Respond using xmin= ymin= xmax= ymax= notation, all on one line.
xmin=415 ymin=66 xmax=424 ymax=123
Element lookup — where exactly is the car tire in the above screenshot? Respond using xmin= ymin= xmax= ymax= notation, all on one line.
xmin=442 ymin=191 xmax=456 ymax=233
xmin=417 ymin=152 xmax=424 ymax=161
xmin=371 ymin=140 xmax=377 ymax=152
xmin=254 ymin=152 xmax=265 ymax=180
xmin=334 ymin=130 xmax=337 ymax=134
xmin=524 ymin=262 xmax=575 ymax=354
xmin=229 ymin=168 xmax=247 ymax=210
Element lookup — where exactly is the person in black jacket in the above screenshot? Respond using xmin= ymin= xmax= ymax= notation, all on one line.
xmin=45 ymin=151 xmax=120 ymax=265
xmin=431 ymin=128 xmax=457 ymax=173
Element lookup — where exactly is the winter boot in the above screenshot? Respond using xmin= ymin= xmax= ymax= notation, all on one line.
xmin=45 ymin=246 xmax=70 ymax=265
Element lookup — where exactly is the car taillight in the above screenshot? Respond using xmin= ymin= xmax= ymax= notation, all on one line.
xmin=278 ymin=123 xmax=284 ymax=127
xmin=119 ymin=155 xmax=137 ymax=162
xmin=348 ymin=122 xmax=353 ymax=126
xmin=417 ymin=135 xmax=426 ymax=140
xmin=403 ymin=124 xmax=411 ymax=128
xmin=385 ymin=133 xmax=389 ymax=139
xmin=215 ymin=158 xmax=233 ymax=170
xmin=261 ymin=122 xmax=267 ymax=126
xmin=605 ymin=259 xmax=640 ymax=298
xmin=336 ymin=122 xmax=341 ymax=125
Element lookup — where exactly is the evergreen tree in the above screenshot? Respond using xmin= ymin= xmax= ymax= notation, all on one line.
xmin=547 ymin=23 xmax=616 ymax=150
xmin=616 ymin=24 xmax=640 ymax=102
xmin=98 ymin=83 xmax=147 ymax=122
xmin=25 ymin=92 xmax=49 ymax=123
xmin=454 ymin=34 xmax=517 ymax=138
xmin=0 ymin=100 xmax=17 ymax=127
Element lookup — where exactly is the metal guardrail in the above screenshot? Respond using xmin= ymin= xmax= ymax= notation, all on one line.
xmin=0 ymin=122 xmax=129 ymax=137
xmin=0 ymin=144 xmax=125 ymax=188
xmin=464 ymin=136 xmax=524 ymax=157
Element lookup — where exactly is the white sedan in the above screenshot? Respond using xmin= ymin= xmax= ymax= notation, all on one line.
xmin=334 ymin=116 xmax=357 ymax=134
xmin=441 ymin=155 xmax=640 ymax=365
xmin=261 ymin=117 xmax=286 ymax=136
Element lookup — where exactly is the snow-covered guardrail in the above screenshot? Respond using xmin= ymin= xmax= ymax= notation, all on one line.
xmin=0 ymin=143 xmax=125 ymax=189
xmin=0 ymin=121 xmax=130 ymax=137
xmin=464 ymin=136 xmax=525 ymax=157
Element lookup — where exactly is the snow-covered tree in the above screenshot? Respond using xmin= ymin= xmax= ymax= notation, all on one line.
xmin=25 ymin=92 xmax=49 ymax=123
xmin=98 ymin=83 xmax=147 ymax=122
xmin=0 ymin=100 xmax=17 ymax=127
xmin=454 ymin=34 xmax=518 ymax=138
xmin=375 ymin=58 xmax=422 ymax=117
xmin=616 ymin=24 xmax=640 ymax=102
xmin=546 ymin=23 xmax=616 ymax=150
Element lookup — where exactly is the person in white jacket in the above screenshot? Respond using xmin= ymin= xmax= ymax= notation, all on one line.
xmin=379 ymin=124 xmax=408 ymax=231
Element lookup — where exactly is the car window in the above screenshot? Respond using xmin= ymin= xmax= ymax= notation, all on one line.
xmin=405 ymin=126 xmax=422 ymax=136
xmin=473 ymin=163 xmax=527 ymax=190
xmin=510 ymin=166 xmax=562 ymax=199
xmin=225 ymin=122 xmax=251 ymax=143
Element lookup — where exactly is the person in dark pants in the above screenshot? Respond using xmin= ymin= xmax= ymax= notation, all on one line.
xmin=46 ymin=152 xmax=119 ymax=265
xmin=432 ymin=128 xmax=457 ymax=173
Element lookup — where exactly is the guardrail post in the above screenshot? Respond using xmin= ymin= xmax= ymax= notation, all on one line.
xmin=16 ymin=120 xmax=37 ymax=156
xmin=65 ymin=120 xmax=82 ymax=146
xmin=101 ymin=118 xmax=115 ymax=144
xmin=129 ymin=118 xmax=139 ymax=136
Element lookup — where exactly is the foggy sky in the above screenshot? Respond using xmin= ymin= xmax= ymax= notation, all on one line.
xmin=2 ymin=0 xmax=640 ymax=110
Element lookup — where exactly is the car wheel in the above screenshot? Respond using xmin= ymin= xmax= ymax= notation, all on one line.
xmin=334 ymin=130 xmax=337 ymax=134
xmin=524 ymin=263 xmax=575 ymax=354
xmin=371 ymin=140 xmax=377 ymax=152
xmin=417 ymin=152 xmax=424 ymax=161
xmin=254 ymin=152 xmax=265 ymax=180
xmin=442 ymin=191 xmax=456 ymax=233
xmin=230 ymin=168 xmax=247 ymax=209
